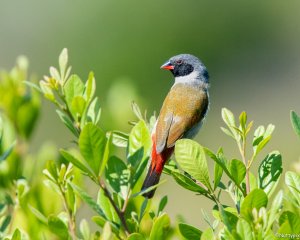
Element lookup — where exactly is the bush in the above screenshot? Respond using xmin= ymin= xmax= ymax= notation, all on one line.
xmin=0 ymin=49 xmax=300 ymax=239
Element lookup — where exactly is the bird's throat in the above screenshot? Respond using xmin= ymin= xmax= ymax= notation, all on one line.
xmin=174 ymin=71 xmax=208 ymax=89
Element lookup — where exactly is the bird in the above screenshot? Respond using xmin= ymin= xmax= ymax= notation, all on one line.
xmin=141 ymin=54 xmax=210 ymax=198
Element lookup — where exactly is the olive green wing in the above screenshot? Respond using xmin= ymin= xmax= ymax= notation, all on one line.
xmin=155 ymin=86 xmax=208 ymax=153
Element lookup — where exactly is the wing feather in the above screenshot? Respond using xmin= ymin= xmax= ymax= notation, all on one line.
xmin=155 ymin=84 xmax=209 ymax=153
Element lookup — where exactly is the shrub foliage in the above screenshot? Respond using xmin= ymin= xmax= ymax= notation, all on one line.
xmin=0 ymin=49 xmax=300 ymax=239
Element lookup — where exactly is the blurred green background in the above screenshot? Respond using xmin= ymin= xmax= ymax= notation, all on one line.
xmin=1 ymin=0 xmax=300 ymax=230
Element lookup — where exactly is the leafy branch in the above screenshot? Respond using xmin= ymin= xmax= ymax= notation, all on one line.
xmin=27 ymin=48 xmax=172 ymax=239
xmin=3 ymin=48 xmax=298 ymax=240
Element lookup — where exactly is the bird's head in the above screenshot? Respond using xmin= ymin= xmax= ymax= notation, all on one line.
xmin=160 ymin=54 xmax=209 ymax=83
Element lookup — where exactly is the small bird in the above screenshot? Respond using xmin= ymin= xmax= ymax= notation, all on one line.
xmin=141 ymin=54 xmax=210 ymax=198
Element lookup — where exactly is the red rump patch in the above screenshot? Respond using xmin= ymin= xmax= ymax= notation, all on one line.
xmin=150 ymin=137 xmax=174 ymax=174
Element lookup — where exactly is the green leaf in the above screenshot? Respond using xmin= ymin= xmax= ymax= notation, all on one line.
xmin=245 ymin=121 xmax=253 ymax=135
xmin=63 ymin=74 xmax=85 ymax=115
xmin=66 ymin=183 xmax=76 ymax=213
xmin=16 ymin=179 xmax=29 ymax=206
xmin=206 ymin=148 xmax=246 ymax=194
xmin=70 ymin=182 xmax=106 ymax=218
xmin=102 ymin=222 xmax=112 ymax=240
xmin=163 ymin=160 xmax=178 ymax=175
xmin=200 ymin=228 xmax=214 ymax=240
xmin=127 ymin=233 xmax=146 ymax=240
xmin=56 ymin=110 xmax=79 ymax=137
xmin=105 ymin=156 xmax=130 ymax=199
xmin=86 ymin=97 xmax=101 ymax=125
xmin=48 ymin=215 xmax=69 ymax=239
xmin=254 ymin=136 xmax=271 ymax=156
xmin=265 ymin=124 xmax=275 ymax=136
xmin=28 ymin=204 xmax=48 ymax=224
xmin=97 ymin=188 xmax=119 ymax=224
xmin=258 ymin=151 xmax=282 ymax=196
xmin=222 ymin=108 xmax=236 ymax=128
xmin=178 ymin=223 xmax=202 ymax=240
xmin=17 ymin=101 xmax=40 ymax=139
xmin=175 ymin=139 xmax=212 ymax=191
xmin=285 ymin=171 xmax=300 ymax=204
xmin=71 ymin=96 xmax=86 ymax=117
xmin=149 ymin=213 xmax=170 ymax=240
xmin=149 ymin=211 xmax=155 ymax=219
xmin=110 ymin=131 xmax=128 ymax=148
xmin=278 ymin=211 xmax=300 ymax=234
xmin=266 ymin=190 xmax=283 ymax=232
xmin=0 ymin=141 xmax=15 ymax=162
xmin=45 ymin=160 xmax=58 ymax=181
xmin=40 ymin=81 xmax=55 ymax=102
xmin=249 ymin=172 xmax=258 ymax=191
xmin=229 ymin=159 xmax=246 ymax=185
xmin=252 ymin=124 xmax=274 ymax=157
xmin=239 ymin=111 xmax=247 ymax=131
xmin=84 ymin=72 xmax=96 ymax=103
xmin=131 ymin=156 xmax=148 ymax=187
xmin=50 ymin=66 xmax=60 ymax=81
xmin=237 ymin=218 xmax=253 ymax=240
xmin=79 ymin=123 xmax=106 ymax=175
xmin=214 ymin=160 xmax=223 ymax=190
xmin=127 ymin=120 xmax=151 ymax=168
xmin=240 ymin=189 xmax=268 ymax=222
xmin=11 ymin=228 xmax=22 ymax=240
xmin=222 ymin=228 xmax=237 ymax=240
xmin=92 ymin=215 xmax=106 ymax=228
xmin=139 ymin=198 xmax=148 ymax=222
xmin=59 ymin=48 xmax=68 ymax=82
xmin=220 ymin=127 xmax=235 ymax=139
xmin=291 ymin=111 xmax=300 ymax=138
xmin=219 ymin=206 xmax=238 ymax=232
xmin=24 ymin=80 xmax=42 ymax=93
xmin=172 ymin=171 xmax=208 ymax=194
xmin=99 ymin=133 xmax=112 ymax=178
xmin=158 ymin=196 xmax=168 ymax=215
xmin=131 ymin=180 xmax=166 ymax=198
xmin=80 ymin=219 xmax=90 ymax=240
xmin=92 ymin=216 xmax=119 ymax=236
xmin=131 ymin=101 xmax=144 ymax=120
xmin=60 ymin=149 xmax=95 ymax=178
xmin=0 ymin=215 xmax=11 ymax=232
xmin=221 ymin=108 xmax=239 ymax=140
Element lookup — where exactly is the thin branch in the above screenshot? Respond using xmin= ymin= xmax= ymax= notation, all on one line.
xmin=121 ymin=190 xmax=131 ymax=214
xmin=99 ymin=181 xmax=130 ymax=235
xmin=56 ymin=89 xmax=81 ymax=135
xmin=59 ymin=185 xmax=77 ymax=240
xmin=238 ymin=136 xmax=250 ymax=195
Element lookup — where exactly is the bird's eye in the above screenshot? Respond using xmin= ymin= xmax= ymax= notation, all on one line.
xmin=176 ymin=60 xmax=183 ymax=65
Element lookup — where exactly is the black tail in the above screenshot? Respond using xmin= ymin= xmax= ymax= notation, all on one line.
xmin=141 ymin=169 xmax=161 ymax=198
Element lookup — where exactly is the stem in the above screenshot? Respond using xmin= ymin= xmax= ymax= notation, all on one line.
xmin=121 ymin=190 xmax=131 ymax=213
xmin=247 ymin=155 xmax=255 ymax=170
xmin=59 ymin=185 xmax=76 ymax=240
xmin=56 ymin=89 xmax=81 ymax=135
xmin=209 ymin=192 xmax=221 ymax=207
xmin=238 ymin=136 xmax=250 ymax=194
xmin=99 ymin=181 xmax=130 ymax=235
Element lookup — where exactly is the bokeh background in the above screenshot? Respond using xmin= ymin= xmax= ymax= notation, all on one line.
xmin=1 ymin=0 xmax=300 ymax=230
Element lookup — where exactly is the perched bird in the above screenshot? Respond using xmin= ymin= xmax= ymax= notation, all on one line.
xmin=141 ymin=54 xmax=210 ymax=198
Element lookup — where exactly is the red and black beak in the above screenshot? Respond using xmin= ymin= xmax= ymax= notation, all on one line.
xmin=160 ymin=61 xmax=174 ymax=70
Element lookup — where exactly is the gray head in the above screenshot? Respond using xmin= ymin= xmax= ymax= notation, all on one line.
xmin=161 ymin=54 xmax=209 ymax=83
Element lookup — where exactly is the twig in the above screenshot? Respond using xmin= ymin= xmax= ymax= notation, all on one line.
xmin=238 ymin=136 xmax=250 ymax=195
xmin=121 ymin=190 xmax=131 ymax=213
xmin=59 ymin=185 xmax=77 ymax=240
xmin=99 ymin=181 xmax=130 ymax=235
xmin=56 ymin=89 xmax=81 ymax=135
